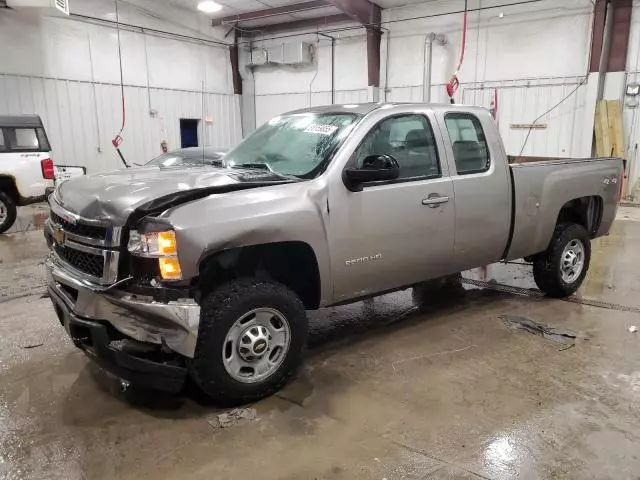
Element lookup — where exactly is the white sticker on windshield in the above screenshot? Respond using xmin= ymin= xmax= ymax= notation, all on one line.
xmin=304 ymin=124 xmax=338 ymax=135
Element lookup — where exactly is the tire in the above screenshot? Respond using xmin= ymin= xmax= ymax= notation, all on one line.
xmin=533 ymin=222 xmax=591 ymax=298
xmin=412 ymin=273 xmax=463 ymax=311
xmin=189 ymin=278 xmax=308 ymax=406
xmin=0 ymin=190 xmax=17 ymax=234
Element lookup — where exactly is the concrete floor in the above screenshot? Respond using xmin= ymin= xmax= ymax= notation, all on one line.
xmin=1 ymin=209 xmax=640 ymax=479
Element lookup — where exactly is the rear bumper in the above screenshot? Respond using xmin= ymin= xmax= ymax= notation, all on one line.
xmin=17 ymin=194 xmax=47 ymax=206
xmin=49 ymin=283 xmax=187 ymax=392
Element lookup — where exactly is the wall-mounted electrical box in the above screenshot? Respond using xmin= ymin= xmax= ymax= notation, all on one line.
xmin=6 ymin=0 xmax=69 ymax=14
xmin=248 ymin=42 xmax=313 ymax=68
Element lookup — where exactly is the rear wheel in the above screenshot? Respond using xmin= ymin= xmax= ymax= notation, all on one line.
xmin=0 ymin=191 xmax=17 ymax=234
xmin=533 ymin=223 xmax=591 ymax=298
xmin=189 ymin=278 xmax=308 ymax=406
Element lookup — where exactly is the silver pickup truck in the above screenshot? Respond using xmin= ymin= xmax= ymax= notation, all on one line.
xmin=44 ymin=103 xmax=623 ymax=405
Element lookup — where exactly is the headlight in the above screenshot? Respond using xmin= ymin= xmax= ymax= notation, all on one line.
xmin=128 ymin=230 xmax=178 ymax=256
xmin=128 ymin=230 xmax=182 ymax=280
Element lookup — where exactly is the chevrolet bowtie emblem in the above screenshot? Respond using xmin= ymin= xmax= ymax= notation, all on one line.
xmin=52 ymin=225 xmax=65 ymax=245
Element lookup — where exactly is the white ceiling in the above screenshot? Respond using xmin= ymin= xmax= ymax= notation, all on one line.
xmin=167 ymin=0 xmax=440 ymax=20
xmin=168 ymin=0 xmax=312 ymax=17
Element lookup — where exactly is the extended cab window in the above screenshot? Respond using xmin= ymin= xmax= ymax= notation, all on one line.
xmin=355 ymin=114 xmax=440 ymax=180
xmin=444 ymin=113 xmax=490 ymax=175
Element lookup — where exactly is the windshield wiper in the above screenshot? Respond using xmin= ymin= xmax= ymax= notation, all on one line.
xmin=230 ymin=163 xmax=300 ymax=180
xmin=231 ymin=162 xmax=272 ymax=171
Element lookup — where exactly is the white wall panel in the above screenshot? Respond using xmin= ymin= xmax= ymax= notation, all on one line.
xmin=0 ymin=74 xmax=242 ymax=173
xmin=385 ymin=84 xmax=450 ymax=104
xmin=460 ymin=78 xmax=587 ymax=158
xmin=251 ymin=36 xmax=370 ymax=126
xmin=248 ymin=0 xmax=597 ymax=158
xmin=0 ymin=4 xmax=242 ymax=174
xmin=254 ymin=89 xmax=369 ymax=127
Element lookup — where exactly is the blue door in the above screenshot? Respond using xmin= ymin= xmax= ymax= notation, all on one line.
xmin=180 ymin=119 xmax=199 ymax=148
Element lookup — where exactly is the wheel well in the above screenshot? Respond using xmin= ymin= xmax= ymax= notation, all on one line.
xmin=197 ymin=242 xmax=321 ymax=309
xmin=556 ymin=196 xmax=603 ymax=237
xmin=0 ymin=176 xmax=18 ymax=203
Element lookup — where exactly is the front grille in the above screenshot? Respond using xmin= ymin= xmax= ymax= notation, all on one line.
xmin=50 ymin=211 xmax=107 ymax=239
xmin=55 ymin=245 xmax=104 ymax=278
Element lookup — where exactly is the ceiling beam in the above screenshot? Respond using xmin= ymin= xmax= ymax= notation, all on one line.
xmin=589 ymin=0 xmax=633 ymax=73
xmin=327 ymin=0 xmax=380 ymax=27
xmin=588 ymin=0 xmax=606 ymax=72
xmin=328 ymin=0 xmax=382 ymax=88
xmin=229 ymin=29 xmax=242 ymax=94
xmin=607 ymin=0 xmax=632 ymax=71
xmin=211 ymin=0 xmax=331 ymax=26
xmin=241 ymin=13 xmax=353 ymax=35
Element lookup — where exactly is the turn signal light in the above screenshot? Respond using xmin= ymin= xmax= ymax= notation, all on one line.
xmin=157 ymin=231 xmax=178 ymax=256
xmin=159 ymin=257 xmax=182 ymax=280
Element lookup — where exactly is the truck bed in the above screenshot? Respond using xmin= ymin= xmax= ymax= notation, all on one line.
xmin=505 ymin=156 xmax=624 ymax=260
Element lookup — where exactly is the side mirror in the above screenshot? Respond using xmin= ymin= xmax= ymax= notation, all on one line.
xmin=344 ymin=154 xmax=400 ymax=191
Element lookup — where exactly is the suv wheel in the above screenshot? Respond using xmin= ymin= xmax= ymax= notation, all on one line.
xmin=189 ymin=278 xmax=308 ymax=406
xmin=0 ymin=191 xmax=17 ymax=234
xmin=533 ymin=222 xmax=591 ymax=298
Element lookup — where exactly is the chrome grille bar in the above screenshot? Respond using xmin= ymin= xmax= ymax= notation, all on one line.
xmin=47 ymin=200 xmax=122 ymax=285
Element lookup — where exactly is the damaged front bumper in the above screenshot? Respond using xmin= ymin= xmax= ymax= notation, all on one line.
xmin=46 ymin=253 xmax=201 ymax=373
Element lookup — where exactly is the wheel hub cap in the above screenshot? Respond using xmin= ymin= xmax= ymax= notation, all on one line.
xmin=561 ymin=239 xmax=585 ymax=283
xmin=0 ymin=199 xmax=7 ymax=224
xmin=238 ymin=325 xmax=270 ymax=360
xmin=222 ymin=307 xmax=291 ymax=384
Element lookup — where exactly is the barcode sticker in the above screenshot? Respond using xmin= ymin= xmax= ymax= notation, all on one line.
xmin=304 ymin=124 xmax=338 ymax=135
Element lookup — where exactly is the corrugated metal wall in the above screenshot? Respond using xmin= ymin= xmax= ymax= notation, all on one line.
xmin=624 ymin=71 xmax=640 ymax=192
xmin=461 ymin=77 xmax=587 ymax=158
xmin=386 ymin=76 xmax=587 ymax=158
xmin=0 ymin=73 xmax=243 ymax=173
xmin=254 ymin=88 xmax=369 ymax=127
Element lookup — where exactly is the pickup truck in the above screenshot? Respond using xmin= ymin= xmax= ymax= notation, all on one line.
xmin=0 ymin=115 xmax=55 ymax=233
xmin=44 ymin=103 xmax=623 ymax=405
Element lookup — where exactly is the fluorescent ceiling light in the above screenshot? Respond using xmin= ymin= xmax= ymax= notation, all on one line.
xmin=197 ymin=1 xmax=222 ymax=13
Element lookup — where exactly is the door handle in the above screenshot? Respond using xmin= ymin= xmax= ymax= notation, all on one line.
xmin=422 ymin=195 xmax=449 ymax=208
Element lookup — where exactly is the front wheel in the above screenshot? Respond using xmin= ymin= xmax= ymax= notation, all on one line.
xmin=189 ymin=278 xmax=308 ymax=406
xmin=0 ymin=191 xmax=17 ymax=234
xmin=533 ymin=223 xmax=591 ymax=298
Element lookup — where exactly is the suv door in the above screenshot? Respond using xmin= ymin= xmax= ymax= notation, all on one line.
xmin=329 ymin=112 xmax=455 ymax=302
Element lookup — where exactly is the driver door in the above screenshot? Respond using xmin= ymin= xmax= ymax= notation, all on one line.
xmin=329 ymin=113 xmax=456 ymax=302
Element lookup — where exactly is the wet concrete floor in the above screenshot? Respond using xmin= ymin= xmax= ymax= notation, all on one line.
xmin=1 ymin=208 xmax=640 ymax=479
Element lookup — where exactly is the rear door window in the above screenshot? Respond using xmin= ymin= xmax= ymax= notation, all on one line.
xmin=444 ymin=113 xmax=490 ymax=175
xmin=0 ymin=129 xmax=5 ymax=151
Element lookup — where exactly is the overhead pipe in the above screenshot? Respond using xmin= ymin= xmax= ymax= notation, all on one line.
xmin=423 ymin=33 xmax=446 ymax=103
xmin=318 ymin=32 xmax=336 ymax=104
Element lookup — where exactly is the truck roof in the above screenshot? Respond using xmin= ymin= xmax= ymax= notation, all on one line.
xmin=286 ymin=102 xmax=490 ymax=117
xmin=0 ymin=114 xmax=44 ymax=128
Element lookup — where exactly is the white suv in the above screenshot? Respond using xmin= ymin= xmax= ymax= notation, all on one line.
xmin=0 ymin=115 xmax=55 ymax=233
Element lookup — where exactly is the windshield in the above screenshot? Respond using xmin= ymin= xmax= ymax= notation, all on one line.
xmin=145 ymin=149 xmax=224 ymax=168
xmin=223 ymin=112 xmax=358 ymax=178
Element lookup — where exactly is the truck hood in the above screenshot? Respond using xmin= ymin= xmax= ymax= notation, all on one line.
xmin=54 ymin=165 xmax=295 ymax=226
